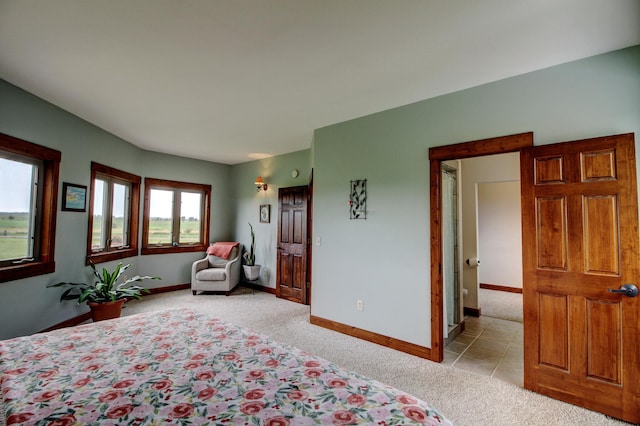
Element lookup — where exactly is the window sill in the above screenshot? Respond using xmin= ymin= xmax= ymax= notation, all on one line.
xmin=141 ymin=245 xmax=206 ymax=256
xmin=0 ymin=261 xmax=55 ymax=283
xmin=87 ymin=248 xmax=138 ymax=265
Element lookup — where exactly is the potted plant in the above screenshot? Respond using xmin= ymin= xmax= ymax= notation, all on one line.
xmin=47 ymin=262 xmax=160 ymax=321
xmin=242 ymin=222 xmax=261 ymax=281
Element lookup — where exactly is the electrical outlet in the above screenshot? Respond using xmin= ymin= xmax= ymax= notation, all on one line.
xmin=356 ymin=299 xmax=363 ymax=311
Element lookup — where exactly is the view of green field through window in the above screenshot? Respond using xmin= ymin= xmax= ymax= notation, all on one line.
xmin=91 ymin=178 xmax=131 ymax=251
xmin=148 ymin=189 xmax=202 ymax=245
xmin=0 ymin=157 xmax=34 ymax=261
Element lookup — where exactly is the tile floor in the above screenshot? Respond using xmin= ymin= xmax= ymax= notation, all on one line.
xmin=443 ymin=315 xmax=523 ymax=387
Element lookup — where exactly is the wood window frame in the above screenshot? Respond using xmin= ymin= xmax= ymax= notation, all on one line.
xmin=86 ymin=162 xmax=141 ymax=265
xmin=141 ymin=177 xmax=210 ymax=255
xmin=0 ymin=132 xmax=60 ymax=283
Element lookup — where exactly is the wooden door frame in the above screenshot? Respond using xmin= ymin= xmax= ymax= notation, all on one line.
xmin=428 ymin=132 xmax=533 ymax=362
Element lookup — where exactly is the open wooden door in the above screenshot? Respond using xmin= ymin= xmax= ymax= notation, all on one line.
xmin=276 ymin=185 xmax=309 ymax=304
xmin=521 ymin=133 xmax=640 ymax=423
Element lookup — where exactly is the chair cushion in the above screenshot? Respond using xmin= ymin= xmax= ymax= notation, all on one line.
xmin=196 ymin=268 xmax=227 ymax=281
xmin=207 ymin=246 xmax=237 ymax=268
xmin=207 ymin=255 xmax=227 ymax=268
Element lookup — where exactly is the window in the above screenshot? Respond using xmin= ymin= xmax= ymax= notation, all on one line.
xmin=0 ymin=132 xmax=60 ymax=283
xmin=87 ymin=162 xmax=140 ymax=264
xmin=142 ymin=178 xmax=210 ymax=255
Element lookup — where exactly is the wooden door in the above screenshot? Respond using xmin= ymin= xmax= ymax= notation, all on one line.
xmin=276 ymin=186 xmax=309 ymax=304
xmin=521 ymin=133 xmax=640 ymax=423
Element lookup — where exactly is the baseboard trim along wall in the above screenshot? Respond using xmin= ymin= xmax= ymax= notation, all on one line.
xmin=41 ymin=312 xmax=93 ymax=332
xmin=480 ymin=283 xmax=523 ymax=294
xmin=147 ymin=283 xmax=190 ymax=294
xmin=244 ymin=281 xmax=276 ymax=294
xmin=463 ymin=307 xmax=481 ymax=317
xmin=310 ymin=315 xmax=431 ymax=360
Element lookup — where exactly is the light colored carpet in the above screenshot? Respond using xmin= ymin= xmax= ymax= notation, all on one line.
xmin=478 ymin=287 xmax=523 ymax=323
xmin=123 ymin=287 xmax=629 ymax=426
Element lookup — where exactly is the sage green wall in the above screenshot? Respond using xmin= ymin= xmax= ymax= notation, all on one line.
xmin=230 ymin=150 xmax=312 ymax=288
xmin=0 ymin=79 xmax=232 ymax=339
xmin=311 ymin=45 xmax=640 ymax=348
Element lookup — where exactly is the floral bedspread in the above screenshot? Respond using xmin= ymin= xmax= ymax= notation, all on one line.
xmin=0 ymin=308 xmax=453 ymax=425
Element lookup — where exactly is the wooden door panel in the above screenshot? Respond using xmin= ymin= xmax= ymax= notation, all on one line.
xmin=281 ymin=192 xmax=293 ymax=205
xmin=581 ymin=150 xmax=616 ymax=181
xmin=535 ymin=155 xmax=565 ymax=184
xmin=586 ymin=299 xmax=621 ymax=383
xmin=522 ymin=133 xmax=640 ymax=423
xmin=584 ymin=195 xmax=619 ymax=275
xmin=278 ymin=253 xmax=292 ymax=285
xmin=293 ymin=210 xmax=304 ymax=245
xmin=280 ymin=211 xmax=290 ymax=243
xmin=292 ymin=254 xmax=305 ymax=290
xmin=538 ymin=293 xmax=568 ymax=370
xmin=293 ymin=191 xmax=305 ymax=205
xmin=536 ymin=197 xmax=568 ymax=270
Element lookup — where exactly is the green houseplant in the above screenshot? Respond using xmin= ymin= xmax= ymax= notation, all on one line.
xmin=242 ymin=222 xmax=261 ymax=281
xmin=48 ymin=262 xmax=160 ymax=321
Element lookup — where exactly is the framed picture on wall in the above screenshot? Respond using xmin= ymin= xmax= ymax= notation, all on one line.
xmin=260 ymin=204 xmax=271 ymax=223
xmin=61 ymin=182 xmax=87 ymax=212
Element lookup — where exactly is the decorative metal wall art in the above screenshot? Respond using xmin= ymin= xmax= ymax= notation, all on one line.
xmin=349 ymin=179 xmax=367 ymax=219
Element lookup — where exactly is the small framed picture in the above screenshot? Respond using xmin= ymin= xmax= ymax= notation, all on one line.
xmin=61 ymin=182 xmax=87 ymax=212
xmin=260 ymin=204 xmax=271 ymax=223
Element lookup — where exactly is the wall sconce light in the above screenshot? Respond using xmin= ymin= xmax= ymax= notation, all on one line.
xmin=255 ymin=176 xmax=268 ymax=192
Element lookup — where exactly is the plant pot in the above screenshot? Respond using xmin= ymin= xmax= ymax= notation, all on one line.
xmin=88 ymin=299 xmax=126 ymax=322
xmin=243 ymin=265 xmax=261 ymax=281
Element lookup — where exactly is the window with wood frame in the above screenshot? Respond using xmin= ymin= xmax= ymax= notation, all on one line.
xmin=142 ymin=177 xmax=210 ymax=255
xmin=87 ymin=162 xmax=140 ymax=264
xmin=0 ymin=132 xmax=60 ymax=283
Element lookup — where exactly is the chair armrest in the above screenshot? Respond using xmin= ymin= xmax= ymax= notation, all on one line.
xmin=224 ymin=256 xmax=240 ymax=272
xmin=225 ymin=256 xmax=242 ymax=284
xmin=192 ymin=257 xmax=209 ymax=275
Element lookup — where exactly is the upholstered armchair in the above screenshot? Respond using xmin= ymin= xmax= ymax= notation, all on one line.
xmin=191 ymin=242 xmax=242 ymax=295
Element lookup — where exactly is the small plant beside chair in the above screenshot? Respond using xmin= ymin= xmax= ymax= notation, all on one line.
xmin=242 ymin=223 xmax=261 ymax=281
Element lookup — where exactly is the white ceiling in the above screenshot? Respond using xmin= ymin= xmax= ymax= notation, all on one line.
xmin=1 ymin=1 xmax=639 ymax=165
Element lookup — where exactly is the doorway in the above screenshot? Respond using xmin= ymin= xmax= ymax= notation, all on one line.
xmin=276 ymin=185 xmax=310 ymax=304
xmin=430 ymin=132 xmax=640 ymax=423
xmin=440 ymin=154 xmax=524 ymax=386
xmin=429 ymin=132 xmax=532 ymax=362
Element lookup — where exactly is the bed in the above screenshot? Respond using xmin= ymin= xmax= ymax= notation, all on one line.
xmin=0 ymin=308 xmax=452 ymax=425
